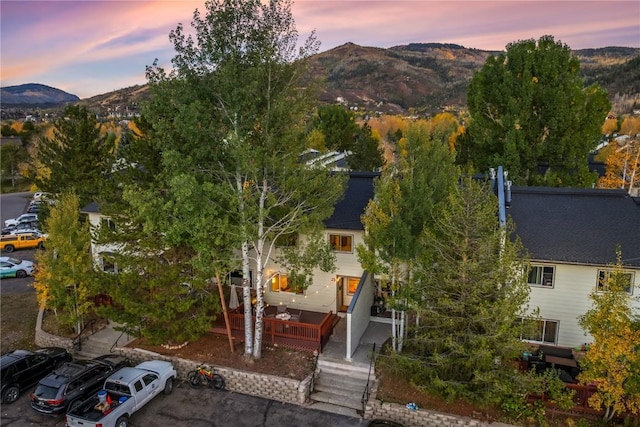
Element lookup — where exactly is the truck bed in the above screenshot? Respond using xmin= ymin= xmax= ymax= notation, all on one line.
xmin=67 ymin=391 xmax=131 ymax=423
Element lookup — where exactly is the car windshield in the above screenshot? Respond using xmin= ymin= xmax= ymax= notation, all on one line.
xmin=33 ymin=384 xmax=59 ymax=399
xmin=5 ymin=258 xmax=20 ymax=264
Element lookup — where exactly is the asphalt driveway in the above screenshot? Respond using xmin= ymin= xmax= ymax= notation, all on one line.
xmin=0 ymin=379 xmax=368 ymax=427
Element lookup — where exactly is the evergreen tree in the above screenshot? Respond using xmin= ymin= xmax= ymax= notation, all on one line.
xmin=462 ymin=35 xmax=610 ymax=187
xmin=34 ymin=105 xmax=116 ymax=206
xmin=399 ymin=177 xmax=530 ymax=403
xmin=348 ymin=122 xmax=384 ymax=171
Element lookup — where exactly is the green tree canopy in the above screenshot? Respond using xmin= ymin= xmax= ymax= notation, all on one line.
xmin=34 ymin=105 xmax=116 ymax=206
xmin=398 ymin=177 xmax=530 ymax=404
xmin=348 ymin=122 xmax=384 ymax=171
xmin=34 ymin=192 xmax=95 ymax=334
xmin=101 ymin=0 xmax=345 ymax=357
xmin=314 ymin=105 xmax=360 ymax=152
xmin=357 ymin=120 xmax=459 ymax=350
xmin=461 ymin=35 xmax=611 ymax=187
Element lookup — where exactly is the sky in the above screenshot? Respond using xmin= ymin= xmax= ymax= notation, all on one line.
xmin=1 ymin=0 xmax=639 ymax=99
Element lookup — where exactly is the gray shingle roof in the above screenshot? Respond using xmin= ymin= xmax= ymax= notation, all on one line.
xmin=324 ymin=172 xmax=379 ymax=230
xmin=507 ymin=186 xmax=640 ymax=267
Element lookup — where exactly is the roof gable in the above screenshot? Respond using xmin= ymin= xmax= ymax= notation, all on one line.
xmin=507 ymin=186 xmax=640 ymax=267
xmin=324 ymin=172 xmax=379 ymax=231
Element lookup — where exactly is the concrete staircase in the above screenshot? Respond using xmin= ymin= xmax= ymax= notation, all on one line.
xmin=73 ymin=323 xmax=134 ymax=360
xmin=308 ymin=356 xmax=375 ymax=417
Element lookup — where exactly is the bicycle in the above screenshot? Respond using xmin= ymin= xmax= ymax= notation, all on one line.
xmin=186 ymin=363 xmax=225 ymax=391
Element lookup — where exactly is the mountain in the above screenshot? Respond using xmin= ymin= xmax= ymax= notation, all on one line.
xmin=3 ymin=44 xmax=639 ymax=117
xmin=0 ymin=83 xmax=80 ymax=106
xmin=306 ymin=43 xmax=640 ymax=115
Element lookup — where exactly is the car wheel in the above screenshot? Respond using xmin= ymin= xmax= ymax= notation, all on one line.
xmin=163 ymin=377 xmax=174 ymax=395
xmin=16 ymin=270 xmax=27 ymax=278
xmin=37 ymin=242 xmax=44 ymax=250
xmin=115 ymin=416 xmax=129 ymax=427
xmin=4 ymin=245 xmax=15 ymax=253
xmin=2 ymin=385 xmax=20 ymax=404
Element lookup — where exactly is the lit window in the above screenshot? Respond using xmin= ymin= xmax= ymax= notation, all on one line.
xmin=527 ymin=265 xmax=554 ymax=287
xmin=519 ymin=318 xmax=558 ymax=344
xmin=271 ymin=273 xmax=303 ymax=294
xmin=329 ymin=234 xmax=353 ymax=252
xmin=347 ymin=277 xmax=360 ymax=295
xmin=597 ymin=270 xmax=634 ymax=295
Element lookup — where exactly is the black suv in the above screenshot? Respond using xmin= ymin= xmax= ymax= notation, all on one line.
xmin=30 ymin=354 xmax=130 ymax=415
xmin=1 ymin=347 xmax=72 ymax=404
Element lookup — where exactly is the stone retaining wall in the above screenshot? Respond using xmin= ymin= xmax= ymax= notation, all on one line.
xmin=34 ymin=308 xmax=75 ymax=351
xmin=115 ymin=346 xmax=313 ymax=405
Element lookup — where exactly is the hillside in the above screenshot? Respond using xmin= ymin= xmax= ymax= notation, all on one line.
xmin=2 ymin=44 xmax=639 ymax=118
xmin=0 ymin=83 xmax=79 ymax=106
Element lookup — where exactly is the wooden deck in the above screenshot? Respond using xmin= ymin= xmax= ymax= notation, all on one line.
xmin=212 ymin=306 xmax=338 ymax=353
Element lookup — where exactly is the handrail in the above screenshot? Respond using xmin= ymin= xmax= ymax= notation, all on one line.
xmin=110 ymin=330 xmax=127 ymax=353
xmin=361 ymin=342 xmax=377 ymax=413
xmin=72 ymin=319 xmax=96 ymax=352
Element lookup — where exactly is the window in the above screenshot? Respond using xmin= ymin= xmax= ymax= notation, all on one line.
xmin=597 ymin=270 xmax=634 ymax=295
xmin=527 ymin=265 xmax=554 ymax=287
xmin=100 ymin=252 xmax=117 ymax=273
xmin=345 ymin=277 xmax=360 ymax=295
xmin=142 ymin=373 xmax=158 ymax=386
xmin=329 ymin=234 xmax=353 ymax=252
xmin=134 ymin=380 xmax=143 ymax=392
xmin=101 ymin=218 xmax=116 ymax=231
xmin=270 ymin=273 xmax=303 ymax=294
xmin=519 ymin=318 xmax=558 ymax=344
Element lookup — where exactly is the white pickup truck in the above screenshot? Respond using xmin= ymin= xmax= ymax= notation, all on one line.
xmin=65 ymin=360 xmax=176 ymax=427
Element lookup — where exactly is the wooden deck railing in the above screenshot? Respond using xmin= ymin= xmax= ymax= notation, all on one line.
xmin=226 ymin=310 xmax=334 ymax=352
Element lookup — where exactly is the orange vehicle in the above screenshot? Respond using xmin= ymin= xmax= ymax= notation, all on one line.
xmin=0 ymin=232 xmax=46 ymax=253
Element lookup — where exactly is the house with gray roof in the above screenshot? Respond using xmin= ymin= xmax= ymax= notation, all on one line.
xmin=506 ymin=185 xmax=640 ymax=347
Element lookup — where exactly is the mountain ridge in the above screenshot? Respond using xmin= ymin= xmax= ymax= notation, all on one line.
xmin=2 ymin=43 xmax=638 ymax=116
xmin=0 ymin=83 xmax=80 ymax=106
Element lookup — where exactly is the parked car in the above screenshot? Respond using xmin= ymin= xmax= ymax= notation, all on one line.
xmin=0 ymin=256 xmax=35 ymax=278
xmin=0 ymin=232 xmax=46 ymax=253
xmin=30 ymin=354 xmax=130 ymax=415
xmin=0 ymin=347 xmax=72 ymax=404
xmin=33 ymin=192 xmax=53 ymax=201
xmin=7 ymin=221 xmax=41 ymax=235
xmin=26 ymin=202 xmax=41 ymax=214
xmin=4 ymin=213 xmax=38 ymax=228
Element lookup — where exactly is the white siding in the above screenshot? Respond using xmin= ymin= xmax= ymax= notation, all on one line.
xmin=525 ymin=262 xmax=640 ymax=347
xmin=261 ymin=229 xmax=366 ymax=314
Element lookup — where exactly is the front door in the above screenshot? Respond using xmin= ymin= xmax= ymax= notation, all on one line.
xmin=336 ymin=277 xmax=344 ymax=312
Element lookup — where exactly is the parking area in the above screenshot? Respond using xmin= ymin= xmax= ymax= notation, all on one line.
xmin=1 ymin=379 xmax=368 ymax=427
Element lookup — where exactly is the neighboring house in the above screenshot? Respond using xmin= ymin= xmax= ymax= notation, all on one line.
xmin=80 ymin=201 xmax=121 ymax=273
xmin=504 ymin=185 xmax=640 ymax=348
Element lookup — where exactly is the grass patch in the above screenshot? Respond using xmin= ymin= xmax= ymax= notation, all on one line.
xmin=0 ymin=179 xmax=32 ymax=194
xmin=1 ymin=293 xmax=39 ymax=350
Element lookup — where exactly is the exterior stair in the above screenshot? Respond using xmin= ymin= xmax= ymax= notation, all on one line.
xmin=308 ymin=356 xmax=375 ymax=417
xmin=73 ymin=323 xmax=134 ymax=360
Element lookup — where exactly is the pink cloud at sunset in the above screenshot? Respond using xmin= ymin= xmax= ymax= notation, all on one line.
xmin=1 ymin=0 xmax=638 ymax=99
